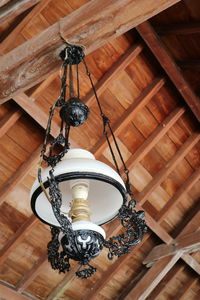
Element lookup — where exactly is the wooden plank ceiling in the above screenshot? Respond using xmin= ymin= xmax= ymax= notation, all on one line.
xmin=0 ymin=0 xmax=199 ymax=299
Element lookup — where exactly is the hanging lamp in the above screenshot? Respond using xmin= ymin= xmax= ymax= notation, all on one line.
xmin=30 ymin=45 xmax=147 ymax=279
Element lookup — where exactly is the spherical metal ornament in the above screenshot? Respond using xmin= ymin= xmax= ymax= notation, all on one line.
xmin=60 ymin=98 xmax=89 ymax=127
xmin=61 ymin=230 xmax=104 ymax=265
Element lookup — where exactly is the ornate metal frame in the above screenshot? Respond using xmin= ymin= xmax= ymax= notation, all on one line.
xmin=37 ymin=45 xmax=147 ymax=279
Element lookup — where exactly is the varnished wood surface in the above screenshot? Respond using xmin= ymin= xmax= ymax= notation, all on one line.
xmin=0 ymin=0 xmax=200 ymax=300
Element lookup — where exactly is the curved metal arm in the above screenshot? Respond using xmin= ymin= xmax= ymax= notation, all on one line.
xmin=104 ymin=200 xmax=148 ymax=259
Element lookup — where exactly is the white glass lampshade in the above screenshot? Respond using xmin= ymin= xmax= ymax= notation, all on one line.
xmin=30 ymin=149 xmax=126 ymax=227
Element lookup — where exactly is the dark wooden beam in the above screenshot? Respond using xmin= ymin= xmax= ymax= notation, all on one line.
xmin=178 ymin=60 xmax=200 ymax=70
xmin=0 ymin=0 xmax=181 ymax=103
xmin=155 ymin=22 xmax=200 ymax=35
xmin=137 ymin=21 xmax=200 ymax=121
xmin=143 ymin=231 xmax=200 ymax=266
xmin=0 ymin=0 xmax=40 ymax=25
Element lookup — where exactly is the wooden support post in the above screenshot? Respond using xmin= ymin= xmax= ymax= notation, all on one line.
xmin=123 ymin=209 xmax=200 ymax=300
xmin=143 ymin=231 xmax=200 ymax=266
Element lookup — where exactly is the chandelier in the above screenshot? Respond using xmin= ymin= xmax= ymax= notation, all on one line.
xmin=30 ymin=45 xmax=147 ymax=279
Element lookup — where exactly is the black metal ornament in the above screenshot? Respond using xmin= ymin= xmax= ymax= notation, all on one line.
xmin=38 ymin=45 xmax=147 ymax=279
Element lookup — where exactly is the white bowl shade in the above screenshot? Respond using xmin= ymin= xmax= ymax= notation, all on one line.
xmin=30 ymin=149 xmax=126 ymax=226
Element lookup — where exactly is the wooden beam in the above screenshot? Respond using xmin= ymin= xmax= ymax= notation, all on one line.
xmin=123 ymin=209 xmax=200 ymax=300
xmin=181 ymin=253 xmax=200 ymax=275
xmin=84 ymin=44 xmax=143 ymax=107
xmin=0 ymin=144 xmax=41 ymax=205
xmin=0 ymin=0 xmax=40 ymax=25
xmin=178 ymin=60 xmax=200 ymax=70
xmin=143 ymin=231 xmax=200 ymax=266
xmin=137 ymin=132 xmax=200 ymax=205
xmin=155 ymin=22 xmax=200 ymax=35
xmin=30 ymin=72 xmax=59 ymax=99
xmin=0 ymin=108 xmax=22 ymax=138
xmin=125 ymin=253 xmax=182 ymax=300
xmin=142 ymin=263 xmax=185 ymax=300
xmin=0 ymin=0 xmax=11 ymax=8
xmin=0 ymin=283 xmax=32 ymax=300
xmin=46 ymin=270 xmax=77 ymax=300
xmin=122 ymin=107 xmax=185 ymax=170
xmin=92 ymin=77 xmax=165 ymax=157
xmin=174 ymin=277 xmax=198 ymax=300
xmin=16 ymin=252 xmax=48 ymax=292
xmin=137 ymin=21 xmax=200 ymax=121
xmin=0 ymin=0 xmax=181 ymax=103
xmin=83 ymin=233 xmax=151 ymax=300
xmin=0 ymin=215 xmax=37 ymax=265
xmin=13 ymin=93 xmax=60 ymax=138
xmin=0 ymin=0 xmax=52 ymax=54
xmin=156 ymin=168 xmax=200 ymax=222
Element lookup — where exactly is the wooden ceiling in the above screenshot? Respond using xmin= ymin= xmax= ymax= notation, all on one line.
xmin=0 ymin=0 xmax=199 ymax=299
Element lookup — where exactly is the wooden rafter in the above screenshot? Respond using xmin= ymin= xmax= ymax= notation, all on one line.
xmin=92 ymin=77 xmax=165 ymax=157
xmin=0 ymin=283 xmax=32 ymax=300
xmin=0 ymin=0 xmax=40 ymax=25
xmin=0 ymin=0 xmax=181 ymax=103
xmin=0 ymin=108 xmax=22 ymax=139
xmin=0 ymin=0 xmax=52 ymax=54
xmin=137 ymin=132 xmax=200 ymax=205
xmin=0 ymin=145 xmax=41 ymax=205
xmin=145 ymin=263 xmax=186 ymax=300
xmin=16 ymin=252 xmax=48 ymax=292
xmin=143 ymin=231 xmax=200 ymax=266
xmin=13 ymin=93 xmax=61 ymax=138
xmin=122 ymin=107 xmax=185 ymax=171
xmin=137 ymin=21 xmax=200 ymax=121
xmin=123 ymin=209 xmax=200 ymax=299
xmin=0 ymin=215 xmax=37 ymax=265
xmin=178 ymin=60 xmax=200 ymax=70
xmin=155 ymin=22 xmax=200 ymax=35
xmin=83 ymin=43 xmax=143 ymax=107
xmin=156 ymin=168 xmax=200 ymax=222
xmin=174 ymin=277 xmax=198 ymax=300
